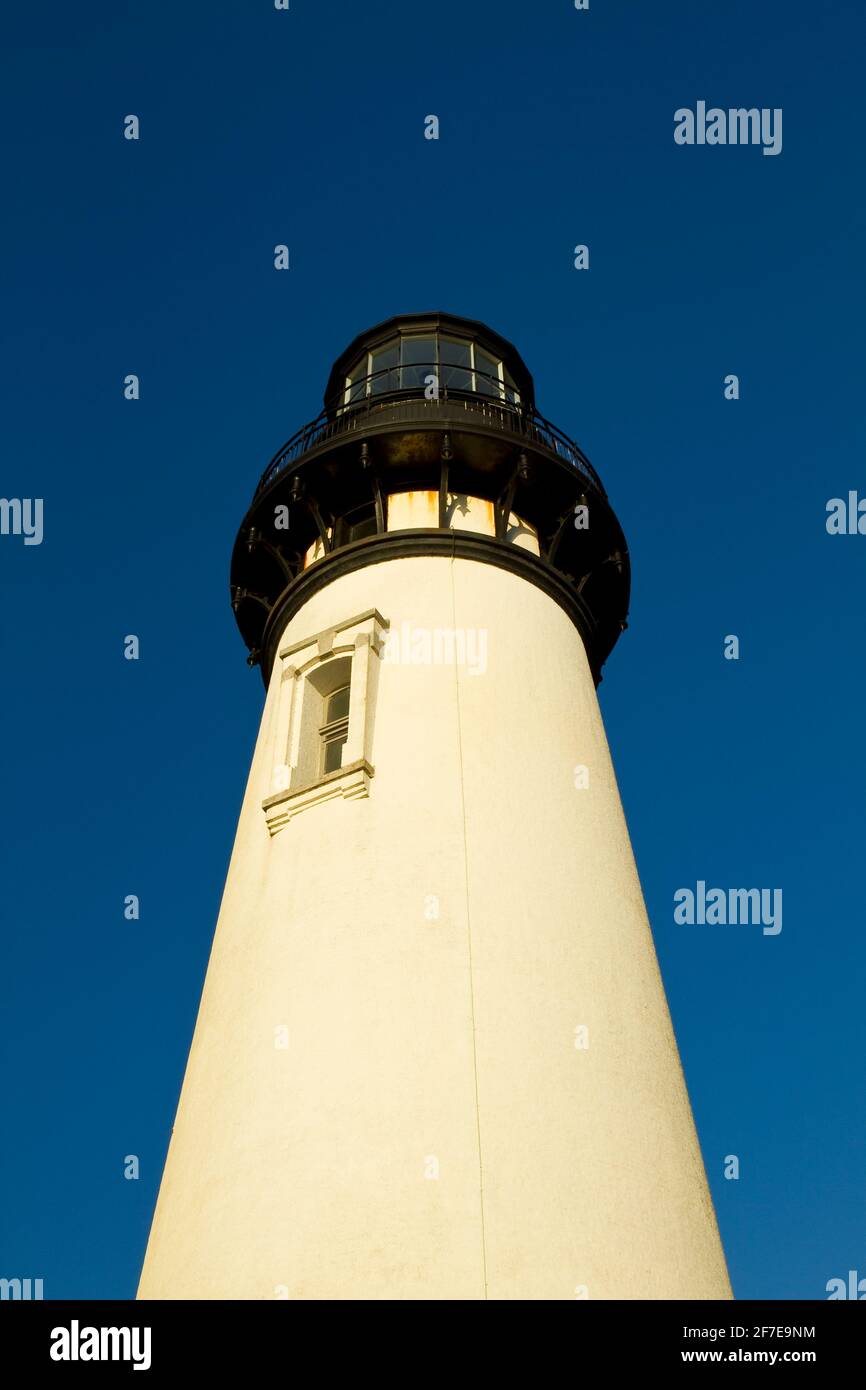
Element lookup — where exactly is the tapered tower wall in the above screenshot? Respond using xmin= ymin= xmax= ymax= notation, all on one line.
xmin=137 ymin=555 xmax=731 ymax=1300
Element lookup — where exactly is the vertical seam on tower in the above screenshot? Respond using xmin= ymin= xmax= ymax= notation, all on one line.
xmin=450 ymin=548 xmax=489 ymax=1300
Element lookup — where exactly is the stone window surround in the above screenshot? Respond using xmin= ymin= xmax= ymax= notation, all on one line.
xmin=261 ymin=608 xmax=388 ymax=834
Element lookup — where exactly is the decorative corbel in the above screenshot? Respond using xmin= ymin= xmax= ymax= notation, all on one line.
xmin=494 ymin=451 xmax=529 ymax=539
xmin=439 ymin=432 xmax=453 ymax=528
xmin=245 ymin=527 xmax=296 ymax=583
xmin=231 ymin=586 xmax=272 ymax=614
xmin=290 ymin=474 xmax=331 ymax=553
xmin=360 ymin=441 xmax=387 ymax=534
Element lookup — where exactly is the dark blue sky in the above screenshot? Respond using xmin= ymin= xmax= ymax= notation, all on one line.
xmin=2 ymin=0 xmax=864 ymax=1300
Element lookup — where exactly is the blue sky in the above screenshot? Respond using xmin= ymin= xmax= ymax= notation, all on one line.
xmin=1 ymin=0 xmax=864 ymax=1299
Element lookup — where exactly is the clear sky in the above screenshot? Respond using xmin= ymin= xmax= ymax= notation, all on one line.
xmin=1 ymin=0 xmax=864 ymax=1300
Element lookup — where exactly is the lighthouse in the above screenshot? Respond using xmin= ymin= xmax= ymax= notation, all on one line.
xmin=138 ymin=313 xmax=731 ymax=1300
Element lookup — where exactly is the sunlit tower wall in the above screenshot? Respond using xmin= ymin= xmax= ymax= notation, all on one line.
xmin=138 ymin=313 xmax=731 ymax=1301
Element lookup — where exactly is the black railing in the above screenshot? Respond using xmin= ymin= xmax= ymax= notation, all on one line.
xmin=254 ymin=365 xmax=604 ymax=497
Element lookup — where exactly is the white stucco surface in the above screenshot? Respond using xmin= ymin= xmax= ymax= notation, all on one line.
xmin=138 ymin=555 xmax=731 ymax=1300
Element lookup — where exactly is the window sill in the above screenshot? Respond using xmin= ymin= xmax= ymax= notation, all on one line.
xmin=261 ymin=758 xmax=374 ymax=835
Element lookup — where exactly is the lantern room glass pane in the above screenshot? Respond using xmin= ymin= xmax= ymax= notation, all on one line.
xmin=400 ymin=337 xmax=435 ymax=389
xmin=440 ymin=337 xmax=472 ymax=391
xmin=370 ymin=343 xmax=399 ymax=395
xmin=503 ymin=367 xmax=520 ymax=406
xmin=346 ymin=358 xmax=368 ymax=404
xmin=474 ymin=348 xmax=502 ymax=398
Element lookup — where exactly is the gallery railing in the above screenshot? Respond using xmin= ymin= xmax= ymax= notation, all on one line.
xmin=254 ymin=364 xmax=604 ymax=497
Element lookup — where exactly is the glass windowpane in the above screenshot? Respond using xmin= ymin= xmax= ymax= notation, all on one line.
xmin=346 ymin=359 xmax=368 ymax=403
xmin=322 ymin=734 xmax=347 ymax=775
xmin=325 ymin=685 xmax=350 ymax=723
xmin=370 ymin=343 xmax=399 ymax=395
xmin=474 ymin=348 xmax=501 ymax=397
xmin=401 ymin=337 xmax=435 ymax=389
xmin=440 ymin=337 xmax=472 ymax=391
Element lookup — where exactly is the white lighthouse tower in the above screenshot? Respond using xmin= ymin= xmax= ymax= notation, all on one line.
xmin=138 ymin=314 xmax=731 ymax=1300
